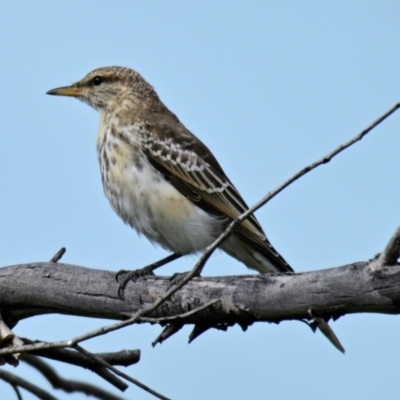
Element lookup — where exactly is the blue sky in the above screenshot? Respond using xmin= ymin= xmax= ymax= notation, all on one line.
xmin=1 ymin=2 xmax=400 ymax=399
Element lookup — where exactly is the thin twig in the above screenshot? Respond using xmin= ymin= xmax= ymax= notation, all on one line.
xmin=50 ymin=247 xmax=66 ymax=263
xmin=10 ymin=383 xmax=22 ymax=400
xmin=74 ymin=345 xmax=170 ymax=400
xmin=0 ymin=300 xmax=215 ymax=357
xmin=376 ymin=226 xmax=400 ymax=268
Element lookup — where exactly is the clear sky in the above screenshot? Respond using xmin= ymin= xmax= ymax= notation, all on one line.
xmin=1 ymin=2 xmax=400 ymax=399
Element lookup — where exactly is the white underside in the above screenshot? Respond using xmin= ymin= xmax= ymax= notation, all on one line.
xmin=107 ymin=156 xmax=222 ymax=254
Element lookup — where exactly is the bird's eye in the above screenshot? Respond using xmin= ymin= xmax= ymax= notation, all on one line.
xmin=92 ymin=76 xmax=104 ymax=86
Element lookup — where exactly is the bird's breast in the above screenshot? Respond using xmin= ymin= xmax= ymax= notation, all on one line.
xmin=96 ymin=121 xmax=221 ymax=254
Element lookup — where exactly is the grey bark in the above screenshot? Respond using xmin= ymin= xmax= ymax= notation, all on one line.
xmin=0 ymin=261 xmax=400 ymax=328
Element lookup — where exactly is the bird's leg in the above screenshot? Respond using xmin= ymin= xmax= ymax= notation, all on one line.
xmin=116 ymin=253 xmax=182 ymax=298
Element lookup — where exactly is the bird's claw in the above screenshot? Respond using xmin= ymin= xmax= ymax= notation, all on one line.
xmin=168 ymin=271 xmax=200 ymax=288
xmin=116 ymin=266 xmax=155 ymax=299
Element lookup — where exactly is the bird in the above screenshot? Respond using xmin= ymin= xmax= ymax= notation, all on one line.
xmin=46 ymin=67 xmax=345 ymax=353
xmin=46 ymin=66 xmax=293 ymax=290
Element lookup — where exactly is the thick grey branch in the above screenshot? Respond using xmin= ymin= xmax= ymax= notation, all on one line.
xmin=1 ymin=261 xmax=400 ymax=328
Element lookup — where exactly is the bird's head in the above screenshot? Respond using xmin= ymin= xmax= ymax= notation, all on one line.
xmin=47 ymin=66 xmax=162 ymax=115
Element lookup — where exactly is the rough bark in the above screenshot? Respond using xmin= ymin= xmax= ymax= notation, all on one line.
xmin=1 ymin=261 xmax=400 ymax=328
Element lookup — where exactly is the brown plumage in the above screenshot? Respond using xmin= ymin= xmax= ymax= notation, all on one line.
xmin=47 ymin=66 xmax=293 ymax=274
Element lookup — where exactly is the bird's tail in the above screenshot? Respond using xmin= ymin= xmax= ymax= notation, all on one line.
xmin=220 ymin=233 xmax=293 ymax=274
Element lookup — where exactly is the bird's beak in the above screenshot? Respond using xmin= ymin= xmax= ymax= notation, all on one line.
xmin=46 ymin=85 xmax=83 ymax=97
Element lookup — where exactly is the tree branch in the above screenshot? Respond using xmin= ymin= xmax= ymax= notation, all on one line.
xmin=0 ymin=259 xmax=399 ymax=333
xmin=21 ymin=343 xmax=136 ymax=391
xmin=0 ymin=368 xmax=57 ymax=400
xmin=374 ymin=226 xmax=400 ymax=268
xmin=25 ymin=343 xmax=140 ymax=369
xmin=72 ymin=344 xmax=170 ymax=400
xmin=23 ymin=355 xmax=125 ymax=400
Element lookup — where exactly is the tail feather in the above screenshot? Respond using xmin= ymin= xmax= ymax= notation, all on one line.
xmin=220 ymin=233 xmax=293 ymax=273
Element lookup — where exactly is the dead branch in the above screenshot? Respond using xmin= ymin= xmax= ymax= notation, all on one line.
xmin=24 ymin=342 xmax=140 ymax=369
xmin=23 ymin=355 xmax=125 ymax=400
xmin=1 ymin=258 xmax=399 ymax=335
xmin=21 ymin=342 xmax=131 ymax=391
xmin=0 ymin=368 xmax=57 ymax=400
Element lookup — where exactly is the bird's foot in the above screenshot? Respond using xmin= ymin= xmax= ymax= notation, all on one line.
xmin=116 ymin=253 xmax=182 ymax=299
xmin=116 ymin=266 xmax=155 ymax=299
xmin=168 ymin=270 xmax=200 ymax=288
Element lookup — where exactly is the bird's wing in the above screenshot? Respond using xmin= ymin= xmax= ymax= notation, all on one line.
xmin=139 ymin=116 xmax=292 ymax=272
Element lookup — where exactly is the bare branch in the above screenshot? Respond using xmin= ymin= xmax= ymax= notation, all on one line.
xmin=23 ymin=355 xmax=125 ymax=400
xmin=24 ymin=341 xmax=140 ymax=368
xmin=50 ymin=247 xmax=66 ymax=263
xmin=0 ymin=311 xmax=24 ymax=364
xmin=10 ymin=383 xmax=22 ymax=400
xmin=0 ymin=368 xmax=57 ymax=400
xmin=1 ymin=259 xmax=400 ymax=354
xmin=21 ymin=342 xmax=129 ymax=391
xmin=14 ymin=336 xmax=168 ymax=398
xmin=97 ymin=350 xmax=141 ymax=366
xmin=74 ymin=345 xmax=170 ymax=400
xmin=19 ymin=339 xmax=162 ymax=397
xmin=377 ymin=226 xmax=400 ymax=268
